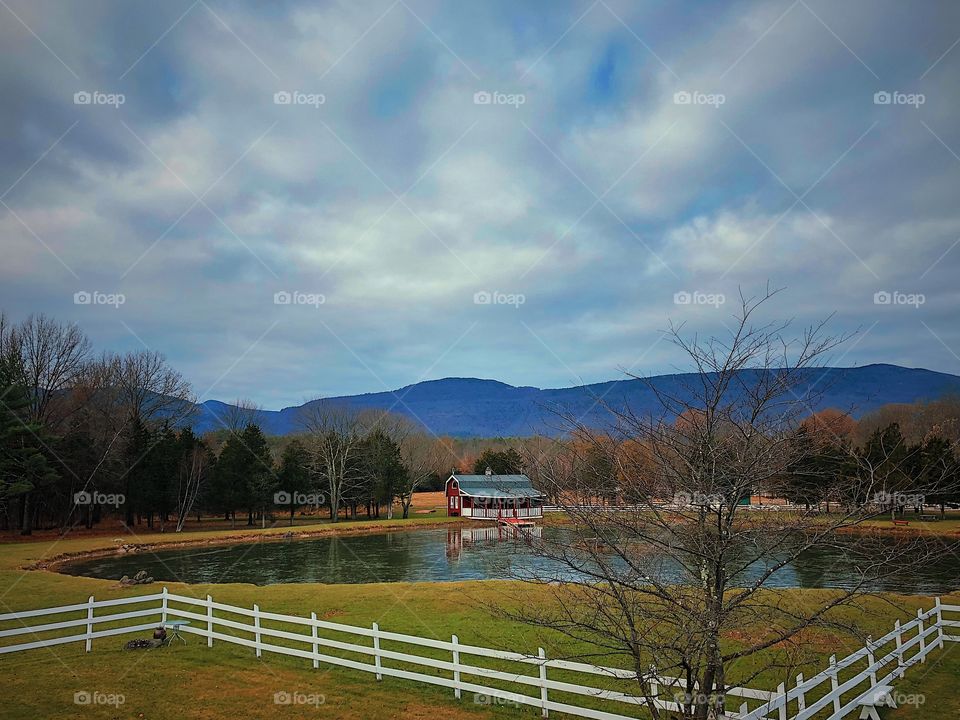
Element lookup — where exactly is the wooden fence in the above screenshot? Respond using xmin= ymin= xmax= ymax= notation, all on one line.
xmin=0 ymin=589 xmax=955 ymax=719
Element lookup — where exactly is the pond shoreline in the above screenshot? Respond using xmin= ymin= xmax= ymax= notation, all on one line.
xmin=33 ymin=516 xmax=482 ymax=575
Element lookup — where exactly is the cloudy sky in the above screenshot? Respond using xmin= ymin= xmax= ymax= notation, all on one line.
xmin=2 ymin=0 xmax=959 ymax=408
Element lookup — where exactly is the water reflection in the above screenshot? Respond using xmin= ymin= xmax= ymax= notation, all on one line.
xmin=58 ymin=526 xmax=960 ymax=594
xmin=445 ymin=524 xmax=541 ymax=561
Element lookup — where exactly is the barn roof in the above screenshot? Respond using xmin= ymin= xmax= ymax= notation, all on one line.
xmin=449 ymin=474 xmax=545 ymax=498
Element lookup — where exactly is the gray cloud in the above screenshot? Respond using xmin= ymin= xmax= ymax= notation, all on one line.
xmin=2 ymin=0 xmax=959 ymax=408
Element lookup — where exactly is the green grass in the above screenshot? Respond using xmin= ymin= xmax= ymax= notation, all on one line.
xmin=1 ymin=518 xmax=958 ymax=719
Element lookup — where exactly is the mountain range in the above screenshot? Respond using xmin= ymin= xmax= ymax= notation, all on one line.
xmin=190 ymin=364 xmax=960 ymax=437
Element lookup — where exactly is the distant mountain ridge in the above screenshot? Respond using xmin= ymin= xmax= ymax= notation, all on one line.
xmin=189 ymin=364 xmax=960 ymax=437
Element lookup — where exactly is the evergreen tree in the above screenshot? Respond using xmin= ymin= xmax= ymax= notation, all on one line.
xmin=120 ymin=416 xmax=153 ymax=526
xmin=358 ymin=429 xmax=406 ymax=519
xmin=277 ymin=439 xmax=311 ymax=525
xmin=472 ymin=447 xmax=523 ymax=475
xmin=58 ymin=414 xmax=100 ymax=528
xmin=0 ymin=349 xmax=56 ymax=534
xmin=859 ymin=423 xmax=912 ymax=517
xmin=239 ymin=424 xmax=276 ymax=528
xmin=208 ymin=428 xmax=255 ymax=528
xmin=919 ymin=436 xmax=959 ymax=518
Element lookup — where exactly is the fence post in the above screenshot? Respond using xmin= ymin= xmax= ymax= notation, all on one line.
xmin=85 ymin=595 xmax=95 ymax=652
xmin=828 ymin=655 xmax=841 ymax=716
xmin=310 ymin=612 xmax=319 ymax=669
xmin=538 ymin=647 xmax=549 ymax=718
xmin=917 ymin=608 xmax=926 ymax=663
xmin=206 ymin=595 xmax=213 ymax=647
xmin=161 ymin=586 xmax=168 ymax=625
xmin=373 ymin=622 xmax=383 ymax=681
xmin=648 ymin=663 xmax=658 ymax=710
xmin=776 ymin=682 xmax=787 ymax=720
xmin=795 ymin=673 xmax=805 ymax=713
xmin=866 ymin=636 xmax=877 ymax=687
xmin=894 ymin=619 xmax=904 ymax=675
xmin=935 ymin=597 xmax=945 ymax=651
xmin=451 ymin=634 xmax=461 ymax=700
xmin=254 ymin=604 xmax=261 ymax=658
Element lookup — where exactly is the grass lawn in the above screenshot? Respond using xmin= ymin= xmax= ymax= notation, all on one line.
xmin=1 ymin=516 xmax=958 ymax=719
xmin=855 ymin=516 xmax=960 ymax=536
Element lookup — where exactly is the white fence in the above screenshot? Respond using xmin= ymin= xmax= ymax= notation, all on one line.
xmin=739 ymin=597 xmax=959 ymax=720
xmin=0 ymin=590 xmax=956 ymax=720
xmin=466 ymin=506 xmax=544 ymax=520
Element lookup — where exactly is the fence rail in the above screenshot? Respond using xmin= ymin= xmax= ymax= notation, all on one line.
xmin=0 ymin=590 xmax=955 ymax=719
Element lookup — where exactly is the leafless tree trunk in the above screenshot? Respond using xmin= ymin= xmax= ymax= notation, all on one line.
xmin=397 ymin=431 xmax=448 ymax=518
xmin=176 ymin=444 xmax=209 ymax=532
xmin=298 ymin=403 xmax=373 ymax=523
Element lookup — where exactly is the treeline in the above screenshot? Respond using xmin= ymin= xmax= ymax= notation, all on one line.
xmin=1 ymin=313 xmax=195 ymax=533
xmin=783 ymin=407 xmax=960 ymax=515
xmin=4 ymin=311 xmax=959 ymax=532
xmin=530 ymin=403 xmax=960 ymax=517
xmin=0 ymin=313 xmax=457 ymax=533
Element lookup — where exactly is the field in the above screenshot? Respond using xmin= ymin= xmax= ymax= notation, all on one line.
xmin=1 ymin=510 xmax=959 ymax=719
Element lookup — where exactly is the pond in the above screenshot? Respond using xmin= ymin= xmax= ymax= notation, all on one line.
xmin=59 ymin=525 xmax=960 ymax=594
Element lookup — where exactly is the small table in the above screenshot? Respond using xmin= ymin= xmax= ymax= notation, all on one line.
xmin=163 ymin=620 xmax=190 ymax=645
xmin=857 ymin=685 xmax=896 ymax=719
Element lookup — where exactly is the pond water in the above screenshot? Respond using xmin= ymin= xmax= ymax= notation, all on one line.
xmin=60 ymin=525 xmax=960 ymax=594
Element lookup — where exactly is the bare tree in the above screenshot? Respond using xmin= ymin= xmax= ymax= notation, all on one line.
xmin=510 ymin=290 xmax=956 ymax=719
xmin=298 ymin=402 xmax=373 ymax=522
xmin=211 ymin=398 xmax=264 ymax=433
xmin=110 ymin=350 xmax=195 ymax=426
xmin=397 ymin=427 xmax=449 ymax=519
xmin=175 ymin=437 xmax=210 ymax=532
xmin=4 ymin=313 xmax=92 ymax=428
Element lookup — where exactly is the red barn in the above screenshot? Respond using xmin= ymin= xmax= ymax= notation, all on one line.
xmin=445 ymin=467 xmax=545 ymax=521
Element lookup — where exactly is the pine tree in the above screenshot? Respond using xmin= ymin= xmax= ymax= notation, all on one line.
xmin=277 ymin=439 xmax=311 ymax=525
xmin=358 ymin=429 xmax=406 ymax=519
xmin=472 ymin=447 xmax=523 ymax=475
xmin=0 ymin=350 xmax=55 ymax=534
xmin=240 ymin=424 xmax=276 ymax=528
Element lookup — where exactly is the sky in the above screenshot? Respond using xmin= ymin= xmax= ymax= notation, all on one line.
xmin=1 ymin=0 xmax=959 ymax=409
